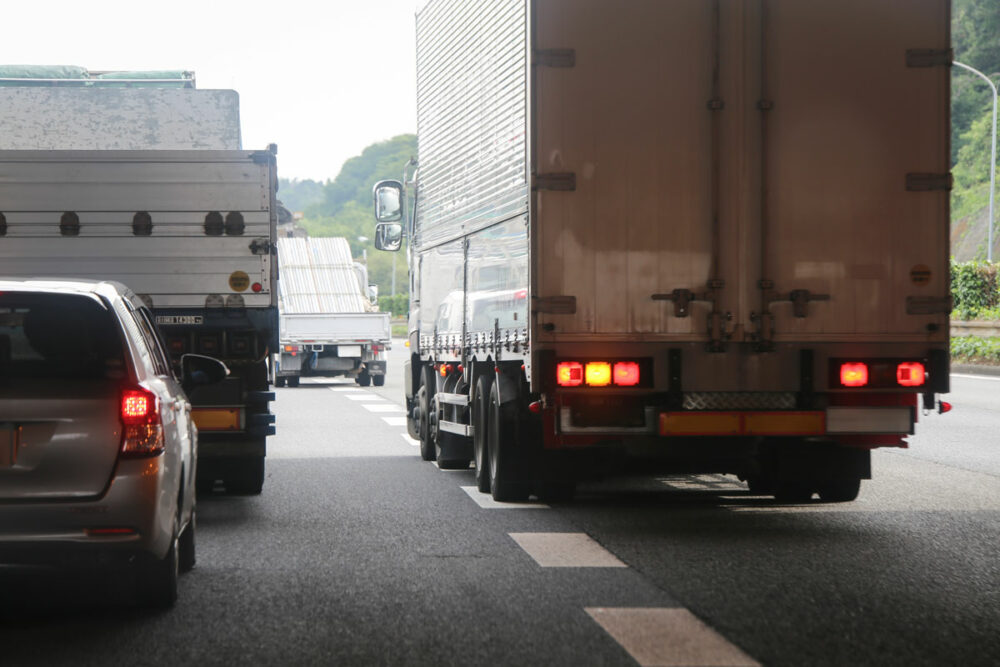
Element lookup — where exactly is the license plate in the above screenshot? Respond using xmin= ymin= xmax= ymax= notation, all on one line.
xmin=337 ymin=345 xmax=362 ymax=357
xmin=156 ymin=315 xmax=204 ymax=326
xmin=0 ymin=427 xmax=15 ymax=468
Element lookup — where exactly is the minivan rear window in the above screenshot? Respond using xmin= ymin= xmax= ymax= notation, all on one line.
xmin=0 ymin=292 xmax=126 ymax=380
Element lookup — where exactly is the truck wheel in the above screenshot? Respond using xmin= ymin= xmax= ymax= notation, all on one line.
xmin=817 ymin=475 xmax=861 ymax=503
xmin=275 ymin=377 xmax=286 ymax=388
xmin=417 ymin=383 xmax=436 ymax=462
xmin=228 ymin=456 xmax=265 ymax=495
xmin=357 ymin=369 xmax=372 ymax=387
xmin=287 ymin=376 xmax=300 ymax=388
xmin=472 ymin=375 xmax=493 ymax=492
xmin=372 ymin=374 xmax=386 ymax=387
xmin=488 ymin=381 xmax=530 ymax=502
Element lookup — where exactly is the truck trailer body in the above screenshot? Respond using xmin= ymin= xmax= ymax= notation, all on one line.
xmin=379 ymin=0 xmax=952 ymax=502
xmin=0 ymin=149 xmax=279 ymax=494
xmin=276 ymin=237 xmax=390 ymax=387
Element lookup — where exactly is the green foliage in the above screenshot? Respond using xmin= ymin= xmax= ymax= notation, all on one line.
xmin=378 ymin=293 xmax=410 ymax=318
xmin=277 ymin=178 xmax=325 ymax=214
xmin=294 ymin=134 xmax=416 ymax=298
xmin=952 ymin=0 xmax=1000 ymax=164
xmin=950 ymin=259 xmax=1000 ymax=319
xmin=951 ymin=336 xmax=1000 ymax=364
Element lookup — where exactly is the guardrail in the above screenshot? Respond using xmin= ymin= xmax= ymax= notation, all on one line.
xmin=951 ymin=321 xmax=1000 ymax=337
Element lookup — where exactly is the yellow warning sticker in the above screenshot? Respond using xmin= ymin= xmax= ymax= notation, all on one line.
xmin=229 ymin=271 xmax=251 ymax=292
xmin=910 ymin=265 xmax=932 ymax=286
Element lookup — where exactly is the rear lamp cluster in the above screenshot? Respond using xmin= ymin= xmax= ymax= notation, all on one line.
xmin=120 ymin=388 xmax=164 ymax=457
xmin=837 ymin=360 xmax=926 ymax=388
xmin=557 ymin=361 xmax=642 ymax=387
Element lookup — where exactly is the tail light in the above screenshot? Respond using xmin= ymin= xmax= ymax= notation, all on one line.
xmin=613 ymin=362 xmax=641 ymax=387
xmin=896 ymin=362 xmax=926 ymax=387
xmin=840 ymin=363 xmax=869 ymax=387
xmin=284 ymin=344 xmax=299 ymax=356
xmin=585 ymin=362 xmax=612 ymax=387
xmin=120 ymin=388 xmax=164 ymax=457
xmin=557 ymin=362 xmax=585 ymax=387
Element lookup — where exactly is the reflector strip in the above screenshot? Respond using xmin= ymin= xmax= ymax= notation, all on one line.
xmin=659 ymin=411 xmax=826 ymax=436
xmin=192 ymin=408 xmax=242 ymax=431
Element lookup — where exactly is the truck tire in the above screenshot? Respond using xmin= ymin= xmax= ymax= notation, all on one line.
xmin=372 ymin=374 xmax=386 ymax=387
xmin=817 ymin=476 xmax=861 ymax=503
xmin=227 ymin=456 xmax=265 ymax=495
xmin=275 ymin=377 xmax=286 ymax=388
xmin=287 ymin=375 xmax=300 ymax=388
xmin=417 ymin=383 xmax=436 ymax=462
xmin=472 ymin=374 xmax=493 ymax=493
xmin=357 ymin=369 xmax=372 ymax=387
xmin=488 ymin=381 xmax=530 ymax=502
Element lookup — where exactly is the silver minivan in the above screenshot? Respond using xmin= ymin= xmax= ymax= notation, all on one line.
xmin=0 ymin=279 xmax=226 ymax=607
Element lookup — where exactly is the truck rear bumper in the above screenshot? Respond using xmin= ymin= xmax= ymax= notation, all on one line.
xmin=657 ymin=407 xmax=914 ymax=437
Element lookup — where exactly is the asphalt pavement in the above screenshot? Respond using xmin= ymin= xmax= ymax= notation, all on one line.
xmin=1 ymin=344 xmax=997 ymax=666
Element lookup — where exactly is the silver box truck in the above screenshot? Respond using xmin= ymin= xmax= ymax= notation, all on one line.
xmin=374 ymin=0 xmax=952 ymax=502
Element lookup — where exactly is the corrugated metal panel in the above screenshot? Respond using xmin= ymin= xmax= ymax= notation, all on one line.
xmin=277 ymin=237 xmax=371 ymax=315
xmin=0 ymin=88 xmax=241 ymax=150
xmin=415 ymin=0 xmax=529 ymax=249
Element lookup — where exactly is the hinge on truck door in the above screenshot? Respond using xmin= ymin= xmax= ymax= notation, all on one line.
xmin=770 ymin=289 xmax=831 ymax=318
xmin=534 ymin=48 xmax=575 ymax=68
xmin=906 ymin=173 xmax=953 ymax=192
xmin=532 ymin=173 xmax=576 ymax=192
xmin=651 ymin=289 xmax=710 ymax=318
xmin=905 ymin=48 xmax=954 ymax=68
xmin=249 ymin=238 xmax=273 ymax=255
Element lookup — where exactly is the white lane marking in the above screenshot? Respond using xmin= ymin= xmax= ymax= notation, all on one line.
xmin=382 ymin=416 xmax=409 ymax=426
xmin=509 ymin=533 xmax=626 ymax=568
xmin=586 ymin=608 xmax=760 ymax=667
xmin=460 ymin=486 xmax=549 ymax=509
xmin=329 ymin=387 xmax=367 ymax=393
xmin=345 ymin=394 xmax=386 ymax=401
xmin=362 ymin=403 xmax=406 ymax=413
xmin=951 ymin=373 xmax=1000 ymax=382
xmin=401 ymin=433 xmax=420 ymax=447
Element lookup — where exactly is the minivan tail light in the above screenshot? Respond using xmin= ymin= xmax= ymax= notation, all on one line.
xmin=121 ymin=388 xmax=164 ymax=457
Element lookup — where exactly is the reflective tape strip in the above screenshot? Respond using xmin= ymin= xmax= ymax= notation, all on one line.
xmin=191 ymin=408 xmax=242 ymax=431
xmin=660 ymin=411 xmax=825 ymax=436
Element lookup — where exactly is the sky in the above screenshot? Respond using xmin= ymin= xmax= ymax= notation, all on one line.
xmin=3 ymin=0 xmax=421 ymax=182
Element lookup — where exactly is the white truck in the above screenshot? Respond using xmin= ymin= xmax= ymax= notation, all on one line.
xmin=0 ymin=68 xmax=277 ymax=494
xmin=276 ymin=237 xmax=390 ymax=387
xmin=373 ymin=0 xmax=952 ymax=503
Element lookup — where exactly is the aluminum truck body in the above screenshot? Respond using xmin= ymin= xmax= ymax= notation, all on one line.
xmin=377 ymin=0 xmax=952 ymax=502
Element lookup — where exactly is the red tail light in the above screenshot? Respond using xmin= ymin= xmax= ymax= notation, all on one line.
xmin=585 ymin=362 xmax=612 ymax=387
xmin=557 ymin=361 xmax=584 ymax=387
xmin=896 ymin=362 xmax=926 ymax=387
xmin=840 ymin=363 xmax=869 ymax=387
xmin=613 ymin=361 xmax=641 ymax=387
xmin=120 ymin=388 xmax=164 ymax=457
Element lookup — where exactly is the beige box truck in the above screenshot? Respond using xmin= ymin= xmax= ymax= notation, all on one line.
xmin=373 ymin=0 xmax=952 ymax=503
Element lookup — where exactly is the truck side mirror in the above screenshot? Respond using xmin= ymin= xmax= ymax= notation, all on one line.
xmin=375 ymin=222 xmax=403 ymax=252
xmin=373 ymin=180 xmax=404 ymax=223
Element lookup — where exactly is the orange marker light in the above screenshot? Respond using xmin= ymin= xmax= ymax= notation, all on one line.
xmin=613 ymin=361 xmax=641 ymax=387
xmin=585 ymin=362 xmax=612 ymax=387
xmin=840 ymin=362 xmax=868 ymax=387
xmin=556 ymin=361 xmax=584 ymax=387
xmin=896 ymin=362 xmax=926 ymax=387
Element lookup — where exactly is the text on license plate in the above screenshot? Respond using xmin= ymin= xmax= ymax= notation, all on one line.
xmin=156 ymin=316 xmax=204 ymax=326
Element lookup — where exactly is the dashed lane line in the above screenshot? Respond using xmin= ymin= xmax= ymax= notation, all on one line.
xmin=460 ymin=486 xmax=549 ymax=509
xmin=401 ymin=434 xmax=420 ymax=447
xmin=509 ymin=533 xmax=627 ymax=568
xmin=382 ymin=416 xmax=409 ymax=426
xmin=586 ymin=608 xmax=760 ymax=667
xmin=329 ymin=386 xmax=367 ymax=392
xmin=344 ymin=394 xmax=387 ymax=401
xmin=361 ymin=403 xmax=406 ymax=413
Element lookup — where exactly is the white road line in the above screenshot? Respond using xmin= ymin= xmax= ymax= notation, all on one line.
xmin=329 ymin=387 xmax=367 ymax=393
xmin=345 ymin=394 xmax=386 ymax=401
xmin=951 ymin=373 xmax=1000 ymax=382
xmin=382 ymin=416 xmax=409 ymax=426
xmin=460 ymin=486 xmax=549 ymax=509
xmin=362 ymin=403 xmax=406 ymax=413
xmin=509 ymin=533 xmax=626 ymax=568
xmin=586 ymin=608 xmax=759 ymax=667
xmin=401 ymin=433 xmax=420 ymax=447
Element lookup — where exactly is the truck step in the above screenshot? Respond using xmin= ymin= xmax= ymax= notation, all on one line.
xmin=439 ymin=420 xmax=473 ymax=438
xmin=436 ymin=393 xmax=470 ymax=407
